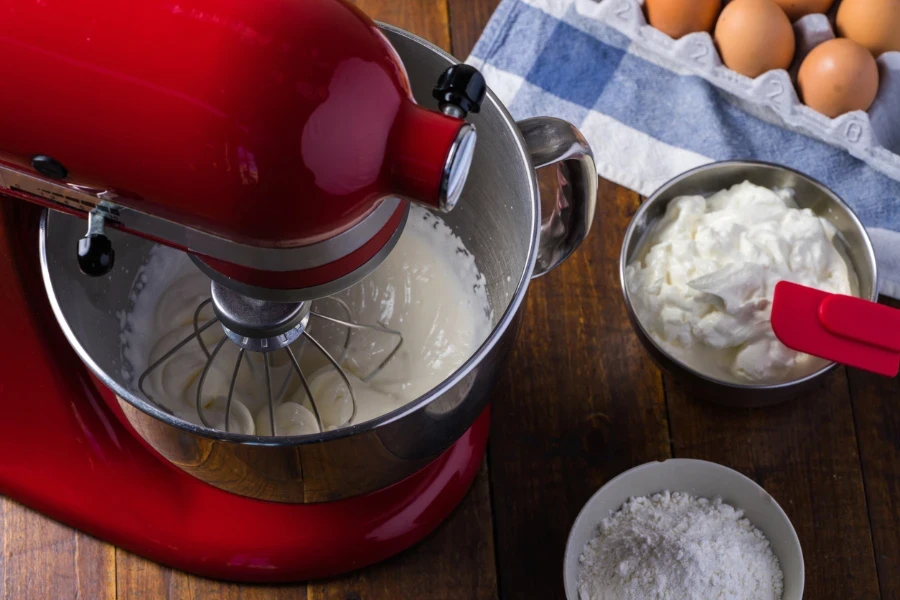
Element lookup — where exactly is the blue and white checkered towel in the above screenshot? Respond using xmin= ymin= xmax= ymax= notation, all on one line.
xmin=467 ymin=0 xmax=900 ymax=298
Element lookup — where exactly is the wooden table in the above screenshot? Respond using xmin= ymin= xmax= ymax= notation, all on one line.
xmin=3 ymin=1 xmax=899 ymax=598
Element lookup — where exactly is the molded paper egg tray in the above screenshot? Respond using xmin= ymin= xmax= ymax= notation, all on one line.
xmin=594 ymin=0 xmax=900 ymax=182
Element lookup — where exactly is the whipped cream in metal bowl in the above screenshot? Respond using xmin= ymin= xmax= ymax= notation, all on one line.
xmin=624 ymin=181 xmax=858 ymax=385
xmin=119 ymin=204 xmax=493 ymax=435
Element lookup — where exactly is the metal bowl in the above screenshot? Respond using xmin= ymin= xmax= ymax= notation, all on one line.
xmin=39 ymin=24 xmax=597 ymax=503
xmin=619 ymin=161 xmax=878 ymax=407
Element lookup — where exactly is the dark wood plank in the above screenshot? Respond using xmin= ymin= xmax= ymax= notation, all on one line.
xmin=849 ymin=297 xmax=900 ymax=599
xmin=0 ymin=499 xmax=116 ymax=600
xmin=115 ymin=551 xmax=307 ymax=600
xmin=666 ymin=370 xmax=882 ymax=598
xmin=353 ymin=0 xmax=451 ymax=53
xmin=447 ymin=0 xmax=501 ymax=58
xmin=486 ymin=179 xmax=671 ymax=599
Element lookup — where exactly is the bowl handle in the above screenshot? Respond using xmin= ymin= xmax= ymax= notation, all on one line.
xmin=517 ymin=117 xmax=598 ymax=278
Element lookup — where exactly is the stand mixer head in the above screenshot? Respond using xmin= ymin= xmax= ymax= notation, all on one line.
xmin=0 ymin=0 xmax=486 ymax=429
xmin=0 ymin=0 xmax=485 ymax=293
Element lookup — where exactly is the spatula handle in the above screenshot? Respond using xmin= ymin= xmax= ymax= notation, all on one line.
xmin=819 ymin=294 xmax=900 ymax=352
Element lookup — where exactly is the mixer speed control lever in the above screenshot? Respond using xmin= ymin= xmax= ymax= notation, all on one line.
xmin=77 ymin=209 xmax=115 ymax=276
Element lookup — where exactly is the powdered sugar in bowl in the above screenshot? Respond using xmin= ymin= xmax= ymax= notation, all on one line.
xmin=563 ymin=459 xmax=804 ymax=600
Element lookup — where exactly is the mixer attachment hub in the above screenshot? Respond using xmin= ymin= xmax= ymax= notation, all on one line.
xmin=210 ymin=282 xmax=309 ymax=352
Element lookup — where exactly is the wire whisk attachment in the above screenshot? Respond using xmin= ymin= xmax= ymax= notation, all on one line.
xmin=137 ymin=287 xmax=402 ymax=436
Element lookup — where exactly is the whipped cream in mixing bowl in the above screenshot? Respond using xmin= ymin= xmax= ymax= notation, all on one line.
xmin=120 ymin=205 xmax=492 ymax=434
xmin=625 ymin=181 xmax=857 ymax=385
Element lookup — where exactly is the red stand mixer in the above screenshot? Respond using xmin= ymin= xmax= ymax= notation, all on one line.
xmin=0 ymin=0 xmax=598 ymax=581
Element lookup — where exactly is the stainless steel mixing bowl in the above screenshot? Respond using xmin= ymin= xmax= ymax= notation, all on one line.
xmin=40 ymin=24 xmax=597 ymax=503
xmin=620 ymin=161 xmax=878 ymax=407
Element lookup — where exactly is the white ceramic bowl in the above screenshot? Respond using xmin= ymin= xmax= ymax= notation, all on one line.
xmin=563 ymin=459 xmax=804 ymax=599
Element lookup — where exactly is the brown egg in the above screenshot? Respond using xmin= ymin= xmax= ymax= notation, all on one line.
xmin=798 ymin=38 xmax=880 ymax=117
xmin=772 ymin=0 xmax=835 ymax=20
xmin=714 ymin=0 xmax=796 ymax=78
xmin=836 ymin=0 xmax=900 ymax=57
xmin=645 ymin=0 xmax=722 ymax=39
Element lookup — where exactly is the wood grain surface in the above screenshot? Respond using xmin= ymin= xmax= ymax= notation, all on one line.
xmin=487 ymin=179 xmax=671 ymax=599
xmin=1 ymin=1 xmax=898 ymax=599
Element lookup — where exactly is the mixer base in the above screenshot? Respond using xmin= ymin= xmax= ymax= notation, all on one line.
xmin=0 ymin=202 xmax=490 ymax=582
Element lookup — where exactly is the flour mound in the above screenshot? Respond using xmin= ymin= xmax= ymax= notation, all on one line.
xmin=577 ymin=491 xmax=783 ymax=600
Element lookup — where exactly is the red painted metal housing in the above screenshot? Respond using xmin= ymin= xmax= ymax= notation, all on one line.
xmin=0 ymin=0 xmax=465 ymax=289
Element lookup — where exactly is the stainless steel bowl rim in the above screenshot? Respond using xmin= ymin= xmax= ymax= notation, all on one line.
xmin=619 ymin=159 xmax=879 ymax=392
xmin=39 ymin=23 xmax=541 ymax=447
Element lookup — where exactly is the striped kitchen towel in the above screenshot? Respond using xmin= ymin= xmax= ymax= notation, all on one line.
xmin=467 ymin=0 xmax=900 ymax=298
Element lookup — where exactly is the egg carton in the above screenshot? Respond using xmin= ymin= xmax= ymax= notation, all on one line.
xmin=593 ymin=0 xmax=900 ymax=182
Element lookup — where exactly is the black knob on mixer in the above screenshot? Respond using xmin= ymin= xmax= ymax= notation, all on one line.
xmin=433 ymin=64 xmax=486 ymax=118
xmin=77 ymin=234 xmax=115 ymax=276
xmin=31 ymin=155 xmax=68 ymax=180
xmin=77 ymin=210 xmax=115 ymax=276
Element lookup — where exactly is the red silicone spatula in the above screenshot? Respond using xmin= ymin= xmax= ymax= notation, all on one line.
xmin=772 ymin=281 xmax=900 ymax=377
